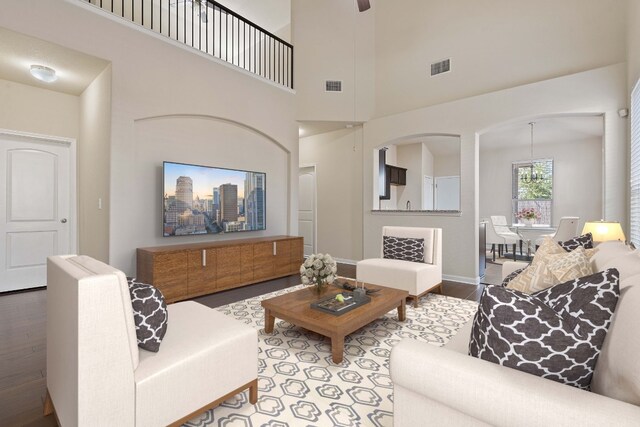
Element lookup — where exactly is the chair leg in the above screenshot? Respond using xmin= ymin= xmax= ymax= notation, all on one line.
xmin=491 ymin=244 xmax=496 ymax=262
xmin=519 ymin=240 xmax=523 ymax=256
xmin=512 ymin=244 xmax=517 ymax=261
xmin=44 ymin=389 xmax=54 ymax=416
xmin=413 ymin=296 xmax=419 ymax=308
xmin=249 ymin=379 xmax=258 ymax=404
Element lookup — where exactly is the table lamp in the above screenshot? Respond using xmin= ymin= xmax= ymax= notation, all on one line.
xmin=581 ymin=220 xmax=626 ymax=242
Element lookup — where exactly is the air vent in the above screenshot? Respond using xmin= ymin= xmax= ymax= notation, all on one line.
xmin=325 ymin=80 xmax=343 ymax=92
xmin=430 ymin=58 xmax=451 ymax=76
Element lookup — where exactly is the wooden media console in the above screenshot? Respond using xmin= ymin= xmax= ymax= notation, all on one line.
xmin=137 ymin=236 xmax=303 ymax=303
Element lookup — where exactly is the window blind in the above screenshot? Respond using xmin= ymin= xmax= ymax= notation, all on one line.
xmin=630 ymin=80 xmax=640 ymax=246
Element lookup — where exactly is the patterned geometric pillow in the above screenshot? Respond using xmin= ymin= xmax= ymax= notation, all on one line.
xmin=507 ymin=241 xmax=594 ymax=294
xmin=545 ymin=246 xmax=593 ymax=284
xmin=500 ymin=267 xmax=526 ymax=287
xmin=506 ymin=238 xmax=565 ymax=293
xmin=469 ymin=268 xmax=620 ymax=389
xmin=559 ymin=232 xmax=594 ymax=251
xmin=383 ymin=236 xmax=424 ymax=263
xmin=127 ymin=277 xmax=169 ymax=352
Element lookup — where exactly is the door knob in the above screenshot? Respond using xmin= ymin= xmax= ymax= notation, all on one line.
xmin=60 ymin=218 xmax=67 ymax=223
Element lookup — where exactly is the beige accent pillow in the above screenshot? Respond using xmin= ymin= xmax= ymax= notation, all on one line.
xmin=507 ymin=237 xmax=565 ymax=293
xmin=584 ymin=247 xmax=599 ymax=259
xmin=532 ymin=237 xmax=566 ymax=266
xmin=506 ymin=265 xmax=536 ymax=292
xmin=546 ymin=246 xmax=594 ymax=284
xmin=507 ymin=240 xmax=596 ymax=294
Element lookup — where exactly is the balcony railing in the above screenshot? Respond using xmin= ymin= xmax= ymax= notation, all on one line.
xmin=83 ymin=0 xmax=293 ymax=89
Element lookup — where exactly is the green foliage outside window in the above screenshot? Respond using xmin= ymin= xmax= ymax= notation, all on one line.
xmin=517 ymin=162 xmax=552 ymax=199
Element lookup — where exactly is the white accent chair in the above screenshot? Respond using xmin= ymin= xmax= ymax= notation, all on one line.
xmin=356 ymin=226 xmax=442 ymax=308
xmin=45 ymin=255 xmax=258 ymax=427
xmin=486 ymin=215 xmax=521 ymax=261
xmin=535 ymin=216 xmax=580 ymax=247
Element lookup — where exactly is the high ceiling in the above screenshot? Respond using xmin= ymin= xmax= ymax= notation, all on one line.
xmin=0 ymin=27 xmax=109 ymax=96
xmin=480 ymin=115 xmax=604 ymax=151
xmin=218 ymin=0 xmax=290 ymax=40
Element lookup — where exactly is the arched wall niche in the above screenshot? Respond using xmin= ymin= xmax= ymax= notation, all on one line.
xmin=112 ymin=113 xmax=290 ymax=273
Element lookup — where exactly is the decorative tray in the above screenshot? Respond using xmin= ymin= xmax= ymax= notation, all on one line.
xmin=310 ymin=291 xmax=371 ymax=316
xmin=334 ymin=280 xmax=381 ymax=295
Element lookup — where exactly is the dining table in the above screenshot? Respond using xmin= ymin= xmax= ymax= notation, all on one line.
xmin=509 ymin=224 xmax=557 ymax=260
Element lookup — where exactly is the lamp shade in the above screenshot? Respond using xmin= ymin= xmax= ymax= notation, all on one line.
xmin=581 ymin=220 xmax=626 ymax=242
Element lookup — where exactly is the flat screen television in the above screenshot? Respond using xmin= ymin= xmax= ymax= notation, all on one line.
xmin=163 ymin=161 xmax=266 ymax=237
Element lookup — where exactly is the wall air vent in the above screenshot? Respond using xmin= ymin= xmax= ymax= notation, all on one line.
xmin=430 ymin=58 xmax=451 ymax=76
xmin=325 ymin=80 xmax=343 ymax=92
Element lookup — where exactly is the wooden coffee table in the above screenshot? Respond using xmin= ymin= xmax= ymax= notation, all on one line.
xmin=261 ymin=280 xmax=408 ymax=363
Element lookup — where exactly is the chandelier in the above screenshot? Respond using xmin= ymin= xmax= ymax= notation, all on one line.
xmin=520 ymin=122 xmax=545 ymax=183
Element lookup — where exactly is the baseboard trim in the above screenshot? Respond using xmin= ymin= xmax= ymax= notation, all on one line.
xmin=334 ymin=257 xmax=357 ymax=265
xmin=302 ymin=256 xmax=357 ymax=265
xmin=443 ymin=274 xmax=480 ymax=285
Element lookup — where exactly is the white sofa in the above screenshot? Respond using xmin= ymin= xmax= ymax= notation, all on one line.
xmin=45 ymin=255 xmax=258 ymax=426
xmin=356 ymin=226 xmax=442 ymax=307
xmin=390 ymin=241 xmax=640 ymax=426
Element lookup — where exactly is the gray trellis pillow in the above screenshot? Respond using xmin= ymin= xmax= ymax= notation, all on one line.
xmin=469 ymin=268 xmax=620 ymax=389
xmin=127 ymin=277 xmax=169 ymax=352
xmin=383 ymin=236 xmax=425 ymax=263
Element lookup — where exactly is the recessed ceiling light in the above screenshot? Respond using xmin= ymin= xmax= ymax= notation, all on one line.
xmin=30 ymin=65 xmax=57 ymax=83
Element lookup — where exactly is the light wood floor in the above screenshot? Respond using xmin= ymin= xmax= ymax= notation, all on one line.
xmin=0 ymin=263 xmax=482 ymax=426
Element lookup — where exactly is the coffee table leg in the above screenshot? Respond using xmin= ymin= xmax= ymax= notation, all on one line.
xmin=264 ymin=308 xmax=275 ymax=333
xmin=331 ymin=336 xmax=344 ymax=364
xmin=398 ymin=299 xmax=406 ymax=321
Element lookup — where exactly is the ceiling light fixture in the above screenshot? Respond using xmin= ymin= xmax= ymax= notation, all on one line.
xmin=520 ymin=122 xmax=545 ymax=183
xmin=30 ymin=65 xmax=57 ymax=83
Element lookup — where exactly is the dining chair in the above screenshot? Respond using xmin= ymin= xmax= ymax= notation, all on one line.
xmin=535 ymin=216 xmax=580 ymax=247
xmin=486 ymin=216 xmax=521 ymax=261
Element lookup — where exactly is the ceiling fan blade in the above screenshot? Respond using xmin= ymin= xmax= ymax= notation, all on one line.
xmin=357 ymin=0 xmax=370 ymax=12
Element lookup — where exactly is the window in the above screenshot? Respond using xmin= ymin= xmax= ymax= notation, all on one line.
xmin=512 ymin=159 xmax=553 ymax=225
xmin=630 ymin=80 xmax=640 ymax=246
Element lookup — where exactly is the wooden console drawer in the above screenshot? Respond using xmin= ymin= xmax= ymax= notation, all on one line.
xmin=137 ymin=236 xmax=303 ymax=302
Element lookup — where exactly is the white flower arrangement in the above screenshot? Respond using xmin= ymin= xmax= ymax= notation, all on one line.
xmin=300 ymin=253 xmax=337 ymax=287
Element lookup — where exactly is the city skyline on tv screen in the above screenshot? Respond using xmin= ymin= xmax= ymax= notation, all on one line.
xmin=163 ymin=161 xmax=266 ymax=237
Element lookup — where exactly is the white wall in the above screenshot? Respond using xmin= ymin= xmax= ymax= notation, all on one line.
xmin=79 ymin=66 xmax=111 ymax=262
xmin=434 ymin=154 xmax=460 ymax=177
xmin=627 ymin=0 xmax=640 ymax=91
xmin=133 ymin=116 xmax=289 ymax=250
xmin=363 ymin=64 xmax=627 ymax=283
xmin=299 ymin=127 xmax=363 ymax=262
xmin=0 ymin=78 xmax=79 ymax=139
xmin=479 ymin=137 xmax=603 ymax=232
xmin=374 ymin=0 xmax=626 ymax=117
xmin=292 ymin=0 xmax=374 ymax=122
xmin=0 ymin=0 xmax=297 ymax=275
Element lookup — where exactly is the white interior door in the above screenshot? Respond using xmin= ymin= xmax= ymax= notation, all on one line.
xmin=0 ymin=133 xmax=75 ymax=292
xmin=423 ymin=175 xmax=434 ymax=210
xmin=435 ymin=176 xmax=460 ymax=210
xmin=298 ymin=166 xmax=316 ymax=256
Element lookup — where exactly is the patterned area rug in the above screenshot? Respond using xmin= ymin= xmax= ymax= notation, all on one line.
xmin=184 ymin=285 xmax=478 ymax=427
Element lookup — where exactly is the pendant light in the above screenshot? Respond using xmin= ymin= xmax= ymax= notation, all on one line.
xmin=521 ymin=122 xmax=544 ymax=183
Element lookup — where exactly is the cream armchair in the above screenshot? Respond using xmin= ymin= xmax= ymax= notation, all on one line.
xmin=45 ymin=255 xmax=258 ymax=426
xmin=356 ymin=226 xmax=442 ymax=307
